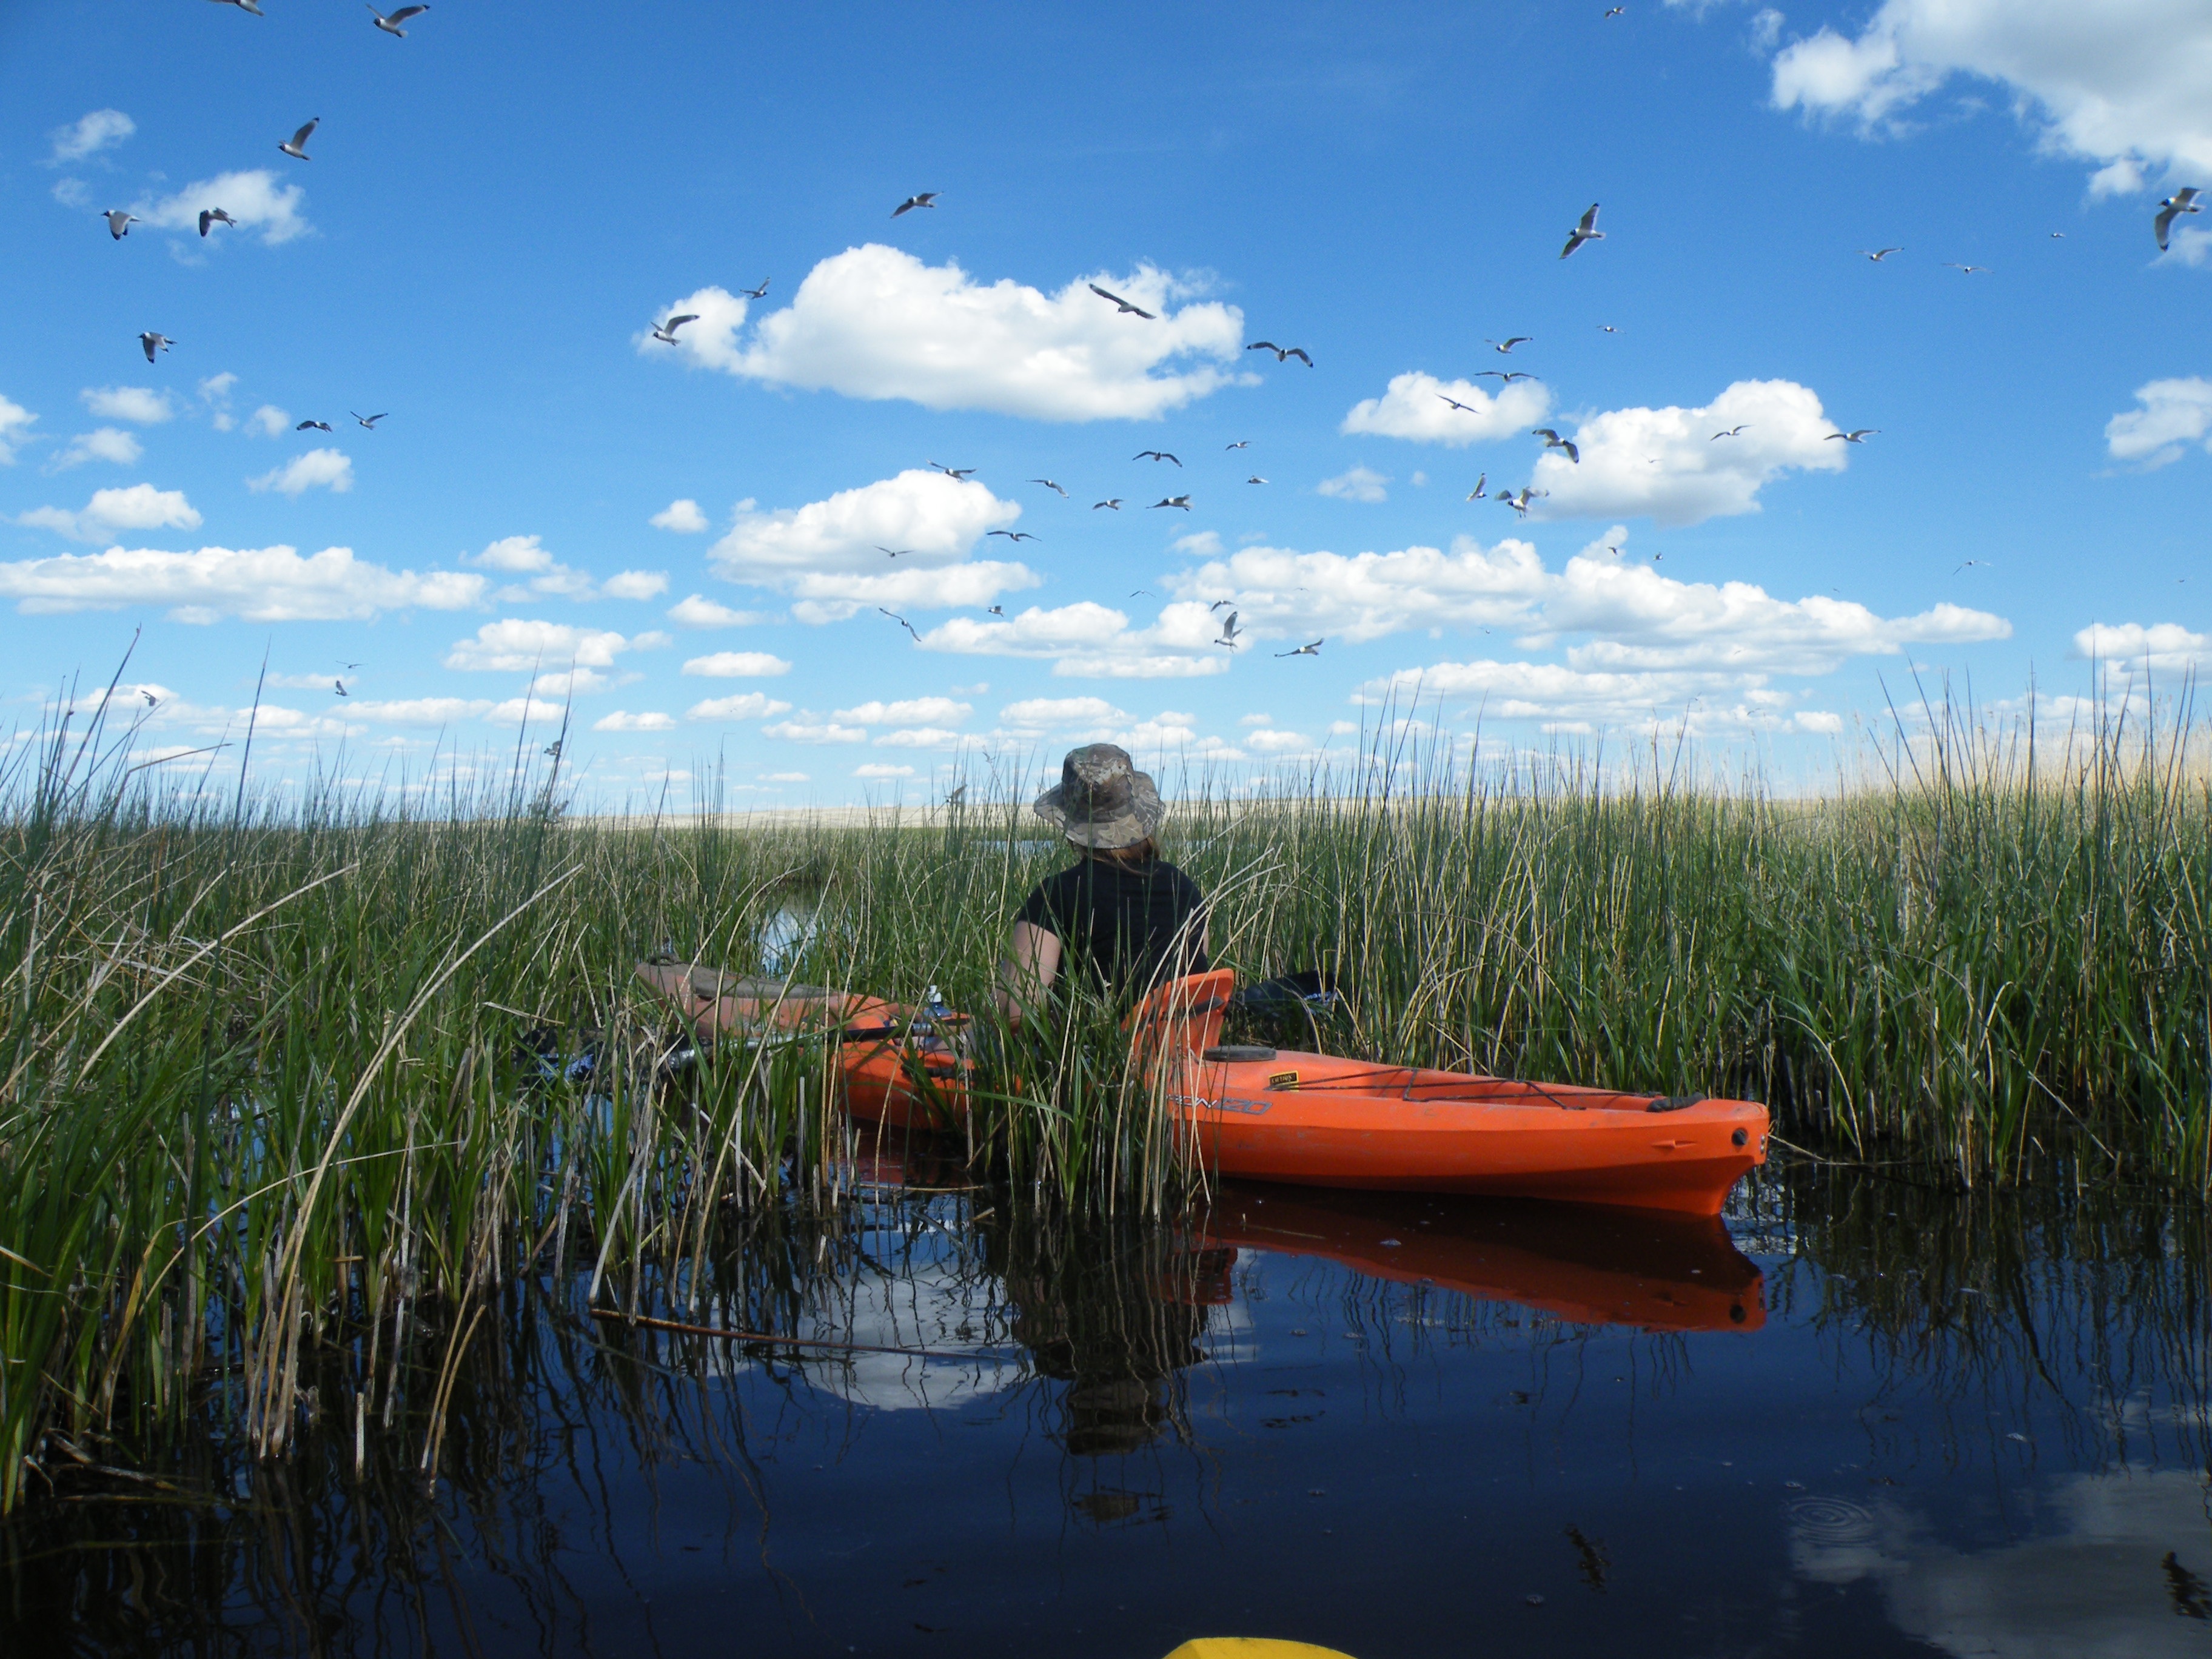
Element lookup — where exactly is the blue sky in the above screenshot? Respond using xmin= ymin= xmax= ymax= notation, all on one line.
xmin=2 ymin=1 xmax=2206 ymax=804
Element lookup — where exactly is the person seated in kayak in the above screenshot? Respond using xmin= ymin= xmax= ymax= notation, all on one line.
xmin=996 ymin=743 xmax=1208 ymax=1021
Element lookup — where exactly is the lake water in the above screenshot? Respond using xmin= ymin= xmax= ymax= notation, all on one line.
xmin=5 ymin=1148 xmax=2207 ymax=1657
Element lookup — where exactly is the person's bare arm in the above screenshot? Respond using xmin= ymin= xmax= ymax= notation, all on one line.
xmin=996 ymin=920 xmax=1062 ymax=1021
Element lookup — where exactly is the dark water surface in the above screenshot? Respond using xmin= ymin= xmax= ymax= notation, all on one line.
xmin=6 ymin=1151 xmax=2208 ymax=1658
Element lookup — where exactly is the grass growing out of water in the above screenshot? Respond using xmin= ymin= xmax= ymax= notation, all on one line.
xmin=1 ymin=688 xmax=2208 ymax=1511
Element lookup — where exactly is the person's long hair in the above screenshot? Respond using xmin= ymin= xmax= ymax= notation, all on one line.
xmin=1078 ymin=834 xmax=1158 ymax=866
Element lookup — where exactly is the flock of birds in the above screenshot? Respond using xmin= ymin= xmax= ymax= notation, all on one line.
xmin=101 ymin=5 xmax=432 ymax=435
xmin=101 ymin=4 xmax=2211 ymax=693
xmin=641 ymin=159 xmax=2207 ymax=658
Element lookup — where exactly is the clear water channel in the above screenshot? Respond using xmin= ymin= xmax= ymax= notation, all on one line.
xmin=4 ymin=1140 xmax=2207 ymax=1657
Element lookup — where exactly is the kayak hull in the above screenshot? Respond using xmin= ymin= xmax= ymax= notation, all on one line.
xmin=636 ymin=962 xmax=1768 ymax=1216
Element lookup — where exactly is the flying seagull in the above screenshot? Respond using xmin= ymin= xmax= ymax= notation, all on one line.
xmin=879 ymin=606 xmax=922 ymax=642
xmin=987 ymin=605 xmax=1006 ymax=617
xmin=1598 ymin=324 xmax=1619 ymax=333
xmin=928 ymin=461 xmax=978 ymax=480
xmin=102 ymin=210 xmax=138 ymax=240
xmin=339 ymin=660 xmax=362 ymax=671
xmin=1825 ymin=428 xmax=1879 ymax=443
xmin=2154 ymin=187 xmax=2203 ymax=251
xmin=334 ymin=679 xmax=349 ymax=697
xmin=737 ymin=278 xmax=770 ymax=299
xmin=1942 ymin=262 xmax=1988 ymax=274
xmin=1858 ymin=247 xmax=1903 ymax=261
xmin=874 ymin=546 xmax=913 ymax=558
xmin=350 ymin=411 xmax=387 ymax=429
xmin=198 ymin=208 xmax=237 ymax=236
xmin=1466 ymin=473 xmax=1487 ymax=500
xmin=1133 ymin=451 xmax=1181 ymax=465
xmin=296 ymin=419 xmax=333 ymax=433
xmin=1473 ymin=369 xmax=1537 ymax=385
xmin=209 ymin=0 xmax=264 ymax=14
xmin=651 ymin=313 xmax=697 ymax=344
xmin=367 ymin=4 xmax=428 ymax=35
xmin=1214 ymin=612 xmax=1242 ymax=648
xmin=1225 ymin=440 xmax=1251 ymax=450
xmin=1130 ymin=589 xmax=1153 ymax=598
xmin=1276 ymin=638 xmax=1322 ymax=657
xmin=142 ymin=689 xmax=158 ymax=707
xmin=1148 ymin=495 xmax=1192 ymax=510
xmin=1437 ymin=393 xmax=1481 ymax=414
xmin=1486 ymin=337 xmax=1532 ymax=354
xmin=1531 ymin=427 xmax=1580 ymax=463
xmin=1498 ymin=486 xmax=1546 ymax=515
xmin=1248 ymin=341 xmax=1313 ymax=365
xmin=1093 ymin=498 xmax=1122 ymax=510
xmin=986 ymin=529 xmax=1038 ymax=542
xmin=1604 ymin=5 xmax=1624 ymax=14
xmin=1089 ymin=284 xmax=1156 ymax=318
xmin=1245 ymin=476 xmax=1267 ymax=484
xmin=1208 ymin=599 xmax=1232 ymax=612
xmin=1710 ymin=424 xmax=1749 ymax=440
xmin=1953 ymin=558 xmax=1991 ymax=574
xmin=1028 ymin=478 xmax=1068 ymax=497
xmin=139 ymin=332 xmax=174 ymax=362
xmin=891 ymin=192 xmax=939 ymax=217
xmin=1560 ymin=203 xmax=1604 ymax=258
xmin=279 ymin=118 xmax=318 ymax=161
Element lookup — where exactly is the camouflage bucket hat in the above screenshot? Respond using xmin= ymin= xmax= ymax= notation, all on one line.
xmin=1032 ymin=743 xmax=1166 ymax=850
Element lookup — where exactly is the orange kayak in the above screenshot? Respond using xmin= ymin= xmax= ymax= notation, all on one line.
xmin=635 ymin=963 xmax=1768 ymax=1217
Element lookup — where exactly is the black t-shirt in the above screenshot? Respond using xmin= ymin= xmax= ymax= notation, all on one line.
xmin=1015 ymin=856 xmax=1208 ymax=997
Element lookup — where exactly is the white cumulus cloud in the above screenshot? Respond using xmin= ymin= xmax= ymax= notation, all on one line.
xmin=2105 ymin=377 xmax=2212 ymax=466
xmin=1520 ymin=379 xmax=1847 ymax=526
xmin=1761 ymin=1 xmax=2212 ymax=190
xmin=1340 ymin=371 xmax=1553 ymax=446
xmin=131 ymin=170 xmax=310 ymax=245
xmin=666 ymin=593 xmax=765 ymax=628
xmin=594 ymin=710 xmax=679 ymax=732
xmin=49 ymin=109 xmax=135 ymax=165
xmin=16 ymin=483 xmax=201 ymax=543
xmin=999 ymin=695 xmax=1129 ymax=734
xmin=708 ymin=468 xmax=1040 ymax=621
xmin=683 ymin=650 xmax=793 ymax=677
xmin=53 ymin=427 xmax=142 ymax=469
xmin=0 ymin=395 xmax=36 ymax=463
xmin=763 ymin=719 xmax=868 ymax=743
xmin=444 ymin=620 xmax=668 ymax=673
xmin=1316 ymin=465 xmax=1391 ymax=503
xmin=0 ymin=543 xmax=484 ymax=621
xmin=645 ymin=245 xmax=1250 ymax=421
xmin=688 ymin=692 xmax=793 ymax=722
xmin=248 ymin=448 xmax=353 ymax=497
xmin=82 ymin=386 xmax=176 ymax=425
xmin=2071 ymin=621 xmax=2206 ymax=672
xmin=918 ymin=602 xmax=1230 ymax=680
xmin=834 ymin=696 xmax=971 ymax=726
xmin=602 ymin=569 xmax=669 ymax=600
xmin=651 ymin=498 xmax=709 ymax=532
xmin=854 ymin=763 xmax=917 ymax=779
xmin=246 ymin=405 xmax=291 ymax=438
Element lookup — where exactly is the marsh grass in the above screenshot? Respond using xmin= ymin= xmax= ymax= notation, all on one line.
xmin=1 ymin=682 xmax=2208 ymax=1511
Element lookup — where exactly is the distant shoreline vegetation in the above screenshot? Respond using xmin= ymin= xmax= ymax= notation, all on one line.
xmin=0 ymin=688 xmax=2206 ymax=1512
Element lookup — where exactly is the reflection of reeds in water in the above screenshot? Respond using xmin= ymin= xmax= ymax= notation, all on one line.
xmin=1771 ymin=1162 xmax=2211 ymax=1475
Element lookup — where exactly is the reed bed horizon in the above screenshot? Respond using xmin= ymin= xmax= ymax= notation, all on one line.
xmin=1 ymin=683 xmax=2207 ymax=1513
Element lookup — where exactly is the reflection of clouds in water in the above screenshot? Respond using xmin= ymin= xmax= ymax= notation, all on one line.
xmin=802 ymin=1261 xmax=1019 ymax=1413
xmin=1792 ymin=1468 xmax=2212 ymax=1658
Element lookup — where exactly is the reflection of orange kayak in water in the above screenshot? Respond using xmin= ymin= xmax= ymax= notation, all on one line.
xmin=636 ymin=964 xmax=1769 ymax=1218
xmin=1189 ymin=1182 xmax=1765 ymax=1333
